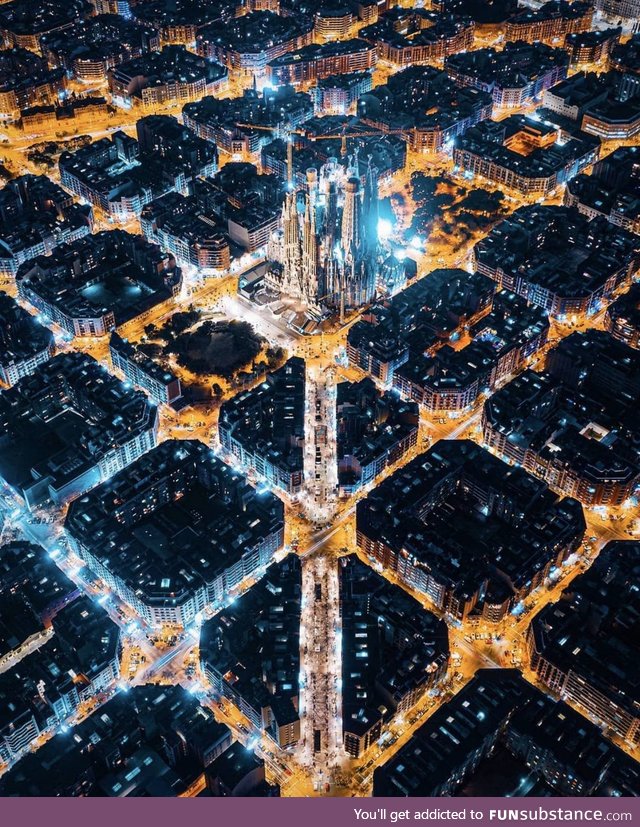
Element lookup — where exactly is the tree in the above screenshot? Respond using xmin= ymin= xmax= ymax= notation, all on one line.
xmin=168 ymin=320 xmax=264 ymax=379
xmin=254 ymin=358 xmax=270 ymax=370
xmin=410 ymin=173 xmax=439 ymax=204
xmin=266 ymin=345 xmax=284 ymax=367
xmin=457 ymin=188 xmax=505 ymax=217
xmin=409 ymin=194 xmax=455 ymax=237
xmin=168 ymin=309 xmax=200 ymax=334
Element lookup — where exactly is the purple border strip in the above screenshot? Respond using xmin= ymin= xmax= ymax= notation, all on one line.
xmin=2 ymin=797 xmax=639 ymax=827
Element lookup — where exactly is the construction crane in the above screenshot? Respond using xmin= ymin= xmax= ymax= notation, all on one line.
xmin=234 ymin=122 xmax=412 ymax=185
xmin=309 ymin=127 xmax=412 ymax=156
xmin=234 ymin=123 xmax=307 ymax=187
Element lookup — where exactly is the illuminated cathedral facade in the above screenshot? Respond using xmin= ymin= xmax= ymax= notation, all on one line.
xmin=266 ymin=157 xmax=381 ymax=318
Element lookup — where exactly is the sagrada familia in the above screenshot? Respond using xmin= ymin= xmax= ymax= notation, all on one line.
xmin=266 ymin=156 xmax=381 ymax=319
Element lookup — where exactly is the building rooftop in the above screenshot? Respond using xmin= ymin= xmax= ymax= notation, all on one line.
xmin=546 ymin=329 xmax=640 ymax=399
xmin=396 ymin=289 xmax=549 ymax=398
xmin=0 ymin=292 xmax=55 ymax=376
xmin=39 ymin=13 xmax=160 ymax=75
xmin=199 ymin=554 xmax=301 ymax=733
xmin=373 ymin=669 xmax=640 ymax=797
xmin=0 ymin=351 xmax=157 ymax=506
xmin=505 ymin=0 xmax=592 ymax=29
xmin=360 ymin=9 xmax=473 ymax=53
xmin=340 ymin=554 xmax=449 ymax=737
xmin=374 ymin=669 xmax=529 ymax=796
xmin=565 ymin=27 xmax=621 ymax=56
xmin=0 ymin=541 xmax=78 ymax=660
xmin=396 ymin=342 xmax=489 ymax=397
xmin=140 ymin=187 xmax=229 ymax=268
xmin=473 ymin=204 xmax=640 ymax=312
xmin=0 ymin=174 xmax=92 ymax=276
xmin=218 ymin=357 xmax=305 ymax=478
xmin=0 ymin=0 xmax=91 ymax=41
xmin=16 ymin=229 xmax=181 ymax=328
xmin=0 ymin=47 xmax=65 ymax=97
xmin=531 ymin=540 xmax=640 ymax=729
xmin=446 ymin=40 xmax=569 ymax=92
xmin=0 ymin=595 xmax=119 ymax=745
xmin=64 ymin=439 xmax=284 ymax=610
xmin=607 ymin=282 xmax=640 ymax=346
xmin=455 ymin=114 xmax=599 ymax=183
xmin=110 ymin=331 xmax=179 ymax=389
xmin=209 ymin=162 xmax=285 ymax=213
xmin=336 ymin=377 xmax=418 ymax=487
xmin=132 ymin=0 xmax=229 ymax=30
xmin=205 ymin=740 xmax=274 ymax=796
xmin=267 ymin=37 xmax=374 ymax=69
xmin=357 ymin=64 xmax=492 ymax=134
xmin=0 ymin=685 xmax=231 ymax=796
xmin=566 ymin=143 xmax=640 ymax=228
xmin=348 ymin=267 xmax=495 ymax=370
xmin=584 ymin=78 xmax=640 ymax=131
xmin=545 ymin=70 xmax=640 ymax=130
xmin=484 ymin=356 xmax=640 ymax=497
xmin=314 ymin=71 xmax=372 ymax=92
xmin=357 ymin=440 xmax=585 ymax=615
xmin=183 ymin=86 xmax=313 ymax=151
xmin=108 ymin=45 xmax=227 ymax=98
xmin=546 ymin=70 xmax=609 ymax=111
xmin=59 ymin=116 xmax=217 ymax=218
xmin=430 ymin=0 xmax=517 ymax=24
xmin=609 ymin=32 xmax=640 ymax=76
xmin=196 ymin=10 xmax=313 ymax=56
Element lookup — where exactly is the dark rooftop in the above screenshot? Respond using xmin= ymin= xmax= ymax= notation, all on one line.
xmin=530 ymin=541 xmax=640 ymax=731
xmin=0 ymin=351 xmax=157 ymax=507
xmin=373 ymin=669 xmax=640 ymax=797
xmin=357 ymin=440 xmax=585 ymax=618
xmin=200 ymin=554 xmax=301 ymax=735
xmin=65 ymin=439 xmax=284 ymax=612
xmin=340 ymin=555 xmax=449 ymax=737
xmin=0 ymin=292 xmax=55 ymax=379
xmin=473 ymin=205 xmax=640 ymax=315
xmin=1 ymin=684 xmax=230 ymax=796
xmin=17 ymin=229 xmax=182 ymax=329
